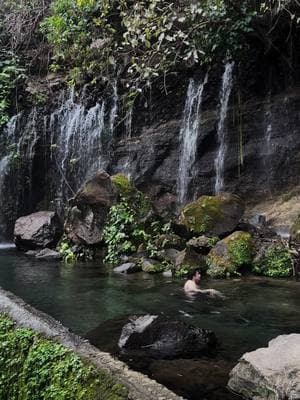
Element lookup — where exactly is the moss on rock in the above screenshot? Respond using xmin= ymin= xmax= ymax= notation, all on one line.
xmin=0 ymin=315 xmax=128 ymax=400
xmin=207 ymin=231 xmax=253 ymax=278
xmin=179 ymin=193 xmax=244 ymax=236
xmin=112 ymin=173 xmax=136 ymax=198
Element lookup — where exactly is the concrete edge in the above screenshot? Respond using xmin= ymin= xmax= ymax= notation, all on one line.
xmin=0 ymin=287 xmax=183 ymax=400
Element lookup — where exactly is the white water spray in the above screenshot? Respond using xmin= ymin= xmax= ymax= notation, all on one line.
xmin=214 ymin=62 xmax=234 ymax=194
xmin=177 ymin=74 xmax=208 ymax=204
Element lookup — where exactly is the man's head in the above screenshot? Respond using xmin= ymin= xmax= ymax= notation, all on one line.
xmin=188 ymin=268 xmax=201 ymax=284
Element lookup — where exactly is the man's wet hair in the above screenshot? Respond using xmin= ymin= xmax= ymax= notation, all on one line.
xmin=187 ymin=268 xmax=201 ymax=280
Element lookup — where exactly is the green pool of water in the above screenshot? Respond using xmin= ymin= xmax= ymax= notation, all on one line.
xmin=0 ymin=246 xmax=299 ymax=399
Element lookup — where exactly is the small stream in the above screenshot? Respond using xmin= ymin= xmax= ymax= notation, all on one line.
xmin=0 ymin=247 xmax=299 ymax=399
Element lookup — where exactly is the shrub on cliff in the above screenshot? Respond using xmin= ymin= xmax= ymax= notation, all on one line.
xmin=40 ymin=0 xmax=256 ymax=92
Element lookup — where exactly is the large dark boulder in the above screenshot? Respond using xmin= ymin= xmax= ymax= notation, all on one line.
xmin=64 ymin=170 xmax=117 ymax=245
xmin=118 ymin=315 xmax=217 ymax=359
xmin=14 ymin=211 xmax=62 ymax=250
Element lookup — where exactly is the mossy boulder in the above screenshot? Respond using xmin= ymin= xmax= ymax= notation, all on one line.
xmin=207 ymin=231 xmax=253 ymax=278
xmin=179 ymin=193 xmax=244 ymax=236
xmin=253 ymin=243 xmax=293 ymax=277
xmin=290 ymin=215 xmax=300 ymax=244
xmin=141 ymin=258 xmax=165 ymax=273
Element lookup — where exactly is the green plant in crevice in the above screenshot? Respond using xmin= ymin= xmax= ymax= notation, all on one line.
xmin=253 ymin=245 xmax=293 ymax=277
xmin=103 ymin=184 xmax=173 ymax=266
xmin=228 ymin=233 xmax=253 ymax=267
xmin=174 ymin=264 xmax=190 ymax=278
xmin=58 ymin=237 xmax=77 ymax=263
xmin=207 ymin=236 xmax=219 ymax=248
xmin=103 ymin=196 xmax=148 ymax=265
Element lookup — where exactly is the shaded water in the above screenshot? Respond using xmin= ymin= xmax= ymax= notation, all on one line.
xmin=0 ymin=247 xmax=299 ymax=398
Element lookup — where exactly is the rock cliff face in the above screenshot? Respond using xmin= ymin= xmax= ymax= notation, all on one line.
xmin=0 ymin=53 xmax=300 ymax=238
xmin=111 ymin=85 xmax=300 ymax=203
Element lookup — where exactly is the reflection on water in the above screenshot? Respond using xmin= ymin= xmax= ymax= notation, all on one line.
xmin=0 ymin=248 xmax=299 ymax=398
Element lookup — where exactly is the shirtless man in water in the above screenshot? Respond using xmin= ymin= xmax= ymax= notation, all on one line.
xmin=184 ymin=269 xmax=202 ymax=292
xmin=184 ymin=268 xmax=224 ymax=297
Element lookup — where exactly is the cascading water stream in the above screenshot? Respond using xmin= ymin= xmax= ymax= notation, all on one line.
xmin=214 ymin=62 xmax=234 ymax=194
xmin=48 ymin=89 xmax=107 ymax=207
xmin=264 ymin=95 xmax=273 ymax=156
xmin=0 ymin=86 xmax=119 ymax=236
xmin=109 ymin=81 xmax=118 ymax=133
xmin=177 ymin=74 xmax=208 ymax=204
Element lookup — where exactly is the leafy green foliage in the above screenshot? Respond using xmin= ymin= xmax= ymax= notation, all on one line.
xmin=207 ymin=236 xmax=219 ymax=248
xmin=58 ymin=238 xmax=77 ymax=263
xmin=103 ymin=189 xmax=172 ymax=265
xmin=0 ymin=314 xmax=128 ymax=400
xmin=228 ymin=232 xmax=253 ymax=267
xmin=58 ymin=236 xmax=94 ymax=263
xmin=0 ymin=52 xmax=26 ymax=127
xmin=103 ymin=198 xmax=140 ymax=265
xmin=174 ymin=264 xmax=190 ymax=278
xmin=40 ymin=0 xmax=257 ymax=90
xmin=253 ymin=245 xmax=293 ymax=277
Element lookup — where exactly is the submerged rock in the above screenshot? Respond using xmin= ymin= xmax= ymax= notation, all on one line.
xmin=35 ymin=248 xmax=62 ymax=261
xmin=114 ymin=263 xmax=140 ymax=274
xmin=64 ymin=171 xmax=117 ymax=245
xmin=14 ymin=211 xmax=62 ymax=250
xmin=118 ymin=315 xmax=217 ymax=359
xmin=149 ymin=358 xmax=236 ymax=400
xmin=228 ymin=334 xmax=300 ymax=400
xmin=179 ymin=193 xmax=244 ymax=236
xmin=141 ymin=259 xmax=165 ymax=273
xmin=207 ymin=231 xmax=253 ymax=278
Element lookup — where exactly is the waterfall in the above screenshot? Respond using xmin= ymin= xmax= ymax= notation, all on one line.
xmin=0 ymin=113 xmax=22 ymax=238
xmin=177 ymin=74 xmax=208 ymax=204
xmin=125 ymin=108 xmax=133 ymax=138
xmin=264 ymin=95 xmax=273 ymax=156
xmin=49 ymin=89 xmax=107 ymax=205
xmin=214 ymin=62 xmax=234 ymax=194
xmin=109 ymin=81 xmax=118 ymax=133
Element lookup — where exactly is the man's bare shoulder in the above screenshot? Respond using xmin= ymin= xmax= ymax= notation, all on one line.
xmin=184 ymin=280 xmax=200 ymax=292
